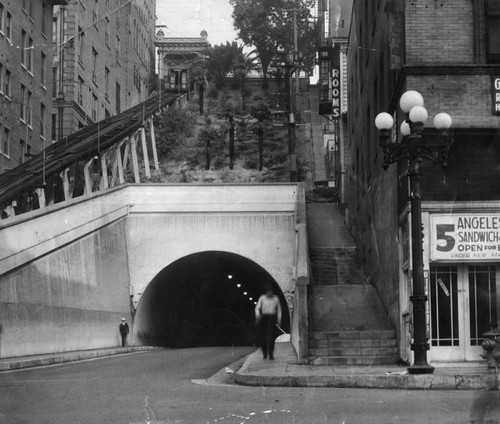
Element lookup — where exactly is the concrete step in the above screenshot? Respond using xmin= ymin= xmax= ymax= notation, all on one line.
xmin=309 ymin=355 xmax=400 ymax=366
xmin=309 ymin=286 xmax=394 ymax=333
xmin=310 ymin=330 xmax=396 ymax=340
xmin=310 ymin=248 xmax=367 ymax=286
xmin=310 ymin=338 xmax=397 ymax=349
xmin=309 ymin=346 xmax=398 ymax=357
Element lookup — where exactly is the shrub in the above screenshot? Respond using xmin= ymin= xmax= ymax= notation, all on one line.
xmin=154 ymin=106 xmax=195 ymax=159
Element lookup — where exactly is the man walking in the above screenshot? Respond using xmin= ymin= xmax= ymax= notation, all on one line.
xmin=255 ymin=286 xmax=282 ymax=360
xmin=119 ymin=318 xmax=129 ymax=347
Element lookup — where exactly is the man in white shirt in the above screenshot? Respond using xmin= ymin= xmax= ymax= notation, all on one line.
xmin=255 ymin=286 xmax=282 ymax=360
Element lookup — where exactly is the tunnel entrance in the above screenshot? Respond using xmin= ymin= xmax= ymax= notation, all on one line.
xmin=134 ymin=251 xmax=290 ymax=348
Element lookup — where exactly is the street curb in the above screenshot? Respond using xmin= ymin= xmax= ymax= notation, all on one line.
xmin=0 ymin=346 xmax=158 ymax=372
xmin=234 ymin=371 xmax=499 ymax=390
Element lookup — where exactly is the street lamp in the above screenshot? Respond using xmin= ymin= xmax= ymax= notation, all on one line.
xmin=375 ymin=90 xmax=453 ymax=375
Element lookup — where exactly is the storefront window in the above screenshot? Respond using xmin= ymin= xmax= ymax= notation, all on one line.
xmin=430 ymin=266 xmax=459 ymax=347
xmin=468 ymin=265 xmax=497 ymax=345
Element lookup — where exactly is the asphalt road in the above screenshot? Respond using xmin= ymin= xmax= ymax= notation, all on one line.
xmin=0 ymin=347 xmax=499 ymax=424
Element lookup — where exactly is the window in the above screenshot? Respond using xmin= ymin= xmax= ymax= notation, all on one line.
xmin=115 ymin=82 xmax=121 ymax=113
xmin=20 ymin=85 xmax=26 ymax=122
xmin=41 ymin=52 xmax=47 ymax=86
xmin=78 ymin=76 xmax=84 ymax=105
xmin=41 ymin=1 xmax=48 ymax=36
xmin=0 ymin=3 xmax=4 ymax=34
xmin=20 ymin=86 xmax=32 ymax=126
xmin=105 ymin=18 xmax=110 ymax=46
xmin=23 ymin=0 xmax=33 ymax=17
xmin=93 ymin=0 xmax=98 ymax=25
xmin=5 ymin=12 xmax=11 ymax=40
xmin=40 ymin=103 xmax=46 ymax=138
xmin=21 ymin=30 xmax=26 ymax=65
xmin=4 ymin=68 xmax=10 ymax=97
xmin=105 ymin=66 xmax=110 ymax=98
xmin=115 ymin=35 xmax=120 ymax=63
xmin=92 ymin=93 xmax=98 ymax=121
xmin=78 ymin=28 xmax=85 ymax=64
xmin=21 ymin=31 xmax=33 ymax=72
xmin=92 ymin=47 xmax=98 ymax=83
xmin=486 ymin=0 xmax=500 ymax=62
xmin=2 ymin=127 xmax=10 ymax=157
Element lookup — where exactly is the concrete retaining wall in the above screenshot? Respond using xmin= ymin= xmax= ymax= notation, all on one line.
xmin=0 ymin=219 xmax=131 ymax=357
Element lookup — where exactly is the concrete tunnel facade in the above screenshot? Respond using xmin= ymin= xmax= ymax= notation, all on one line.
xmin=0 ymin=184 xmax=301 ymax=357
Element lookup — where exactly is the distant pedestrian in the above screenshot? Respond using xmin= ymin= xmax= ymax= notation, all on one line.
xmin=255 ymin=286 xmax=282 ymax=360
xmin=119 ymin=318 xmax=129 ymax=347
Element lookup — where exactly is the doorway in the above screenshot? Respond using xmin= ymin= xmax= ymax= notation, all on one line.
xmin=429 ymin=264 xmax=498 ymax=362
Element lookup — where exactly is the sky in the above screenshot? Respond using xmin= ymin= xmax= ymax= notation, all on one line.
xmin=155 ymin=0 xmax=239 ymax=46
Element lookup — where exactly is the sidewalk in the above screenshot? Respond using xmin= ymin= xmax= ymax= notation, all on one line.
xmin=0 ymin=346 xmax=156 ymax=372
xmin=2 ymin=344 xmax=498 ymax=390
xmin=234 ymin=342 xmax=500 ymax=390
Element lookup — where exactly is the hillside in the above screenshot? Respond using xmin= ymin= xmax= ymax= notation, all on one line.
xmin=149 ymin=85 xmax=312 ymax=185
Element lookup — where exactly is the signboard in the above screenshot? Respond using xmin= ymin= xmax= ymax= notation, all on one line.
xmin=492 ymin=76 xmax=500 ymax=115
xmin=330 ymin=45 xmax=340 ymax=120
xmin=318 ymin=45 xmax=340 ymax=119
xmin=430 ymin=214 xmax=500 ymax=261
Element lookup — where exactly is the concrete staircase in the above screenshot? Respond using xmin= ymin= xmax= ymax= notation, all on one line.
xmin=306 ymin=203 xmax=399 ymax=366
xmin=310 ymin=247 xmax=367 ymax=286
xmin=309 ymin=330 xmax=398 ymax=365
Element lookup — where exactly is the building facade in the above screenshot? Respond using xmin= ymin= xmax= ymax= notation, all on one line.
xmin=155 ymin=29 xmax=210 ymax=95
xmin=0 ymin=0 xmax=67 ymax=174
xmin=316 ymin=0 xmax=352 ymax=206
xmin=52 ymin=0 xmax=156 ymax=141
xmin=347 ymin=0 xmax=500 ymax=364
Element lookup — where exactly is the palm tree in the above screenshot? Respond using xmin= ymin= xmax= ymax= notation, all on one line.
xmin=232 ymin=47 xmax=260 ymax=111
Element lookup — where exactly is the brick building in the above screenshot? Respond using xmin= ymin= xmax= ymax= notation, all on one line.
xmin=316 ymin=0 xmax=352 ymax=205
xmin=52 ymin=0 xmax=156 ymax=141
xmin=0 ymin=0 xmax=67 ymax=174
xmin=347 ymin=0 xmax=500 ymax=365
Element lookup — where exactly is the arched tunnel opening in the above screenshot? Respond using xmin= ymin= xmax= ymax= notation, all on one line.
xmin=134 ymin=251 xmax=290 ymax=348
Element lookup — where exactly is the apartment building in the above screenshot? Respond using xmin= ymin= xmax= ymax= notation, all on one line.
xmin=0 ymin=0 xmax=67 ymax=174
xmin=347 ymin=0 xmax=500 ymax=365
xmin=52 ymin=0 xmax=156 ymax=141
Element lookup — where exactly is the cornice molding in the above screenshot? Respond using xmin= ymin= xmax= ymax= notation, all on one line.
xmin=404 ymin=64 xmax=500 ymax=76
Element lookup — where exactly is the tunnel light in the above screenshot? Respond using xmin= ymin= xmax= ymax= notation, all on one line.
xmin=254 ymin=302 xmax=257 ymax=305
xmin=227 ymin=274 xmax=233 ymax=279
xmin=243 ymin=292 xmax=248 ymax=296
xmin=249 ymin=297 xmax=253 ymax=301
xmin=237 ymin=283 xmax=241 ymax=288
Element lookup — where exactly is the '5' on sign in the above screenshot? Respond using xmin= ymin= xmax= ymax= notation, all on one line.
xmin=436 ymin=224 xmax=456 ymax=252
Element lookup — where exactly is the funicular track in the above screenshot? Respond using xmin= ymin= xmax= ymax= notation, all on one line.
xmin=0 ymin=92 xmax=178 ymax=215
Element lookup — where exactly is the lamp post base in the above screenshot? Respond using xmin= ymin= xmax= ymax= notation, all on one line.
xmin=407 ymin=364 xmax=435 ymax=374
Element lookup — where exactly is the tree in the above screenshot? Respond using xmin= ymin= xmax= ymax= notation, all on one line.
xmin=230 ymin=0 xmax=318 ymax=88
xmin=204 ymin=42 xmax=242 ymax=89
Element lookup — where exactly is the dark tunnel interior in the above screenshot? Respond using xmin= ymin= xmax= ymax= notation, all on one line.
xmin=134 ymin=251 xmax=290 ymax=348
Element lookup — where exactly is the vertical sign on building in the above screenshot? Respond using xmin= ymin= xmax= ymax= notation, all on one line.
xmin=318 ymin=44 xmax=341 ymax=119
xmin=330 ymin=44 xmax=340 ymax=120
xmin=492 ymin=76 xmax=500 ymax=115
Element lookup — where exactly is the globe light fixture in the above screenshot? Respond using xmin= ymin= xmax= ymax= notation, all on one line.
xmin=375 ymin=90 xmax=453 ymax=375
xmin=400 ymin=121 xmax=411 ymax=136
xmin=399 ymin=90 xmax=424 ymax=113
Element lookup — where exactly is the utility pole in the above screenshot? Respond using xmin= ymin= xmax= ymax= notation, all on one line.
xmin=293 ymin=9 xmax=299 ymax=98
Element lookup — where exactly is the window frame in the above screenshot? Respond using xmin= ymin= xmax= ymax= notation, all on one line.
xmin=486 ymin=0 xmax=500 ymax=63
